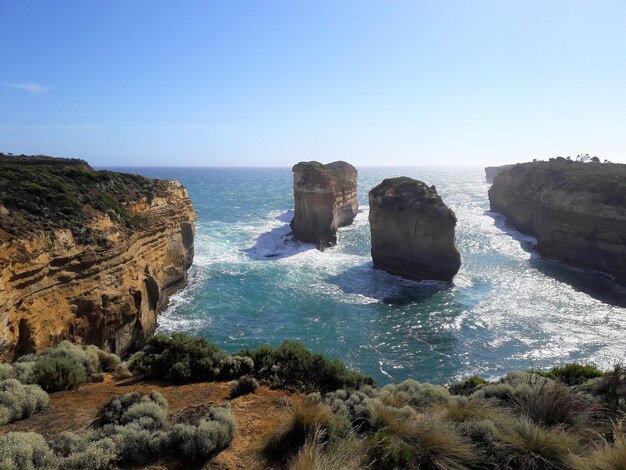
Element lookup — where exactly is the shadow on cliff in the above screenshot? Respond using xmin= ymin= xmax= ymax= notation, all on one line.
xmin=328 ymin=262 xmax=451 ymax=306
xmin=487 ymin=211 xmax=626 ymax=307
xmin=243 ymin=210 xmax=316 ymax=260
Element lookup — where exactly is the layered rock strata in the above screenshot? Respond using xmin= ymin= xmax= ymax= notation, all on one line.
xmin=489 ymin=161 xmax=626 ymax=285
xmin=290 ymin=161 xmax=358 ymax=247
xmin=369 ymin=177 xmax=461 ymax=281
xmin=0 ymin=156 xmax=196 ymax=361
xmin=485 ymin=164 xmax=515 ymax=183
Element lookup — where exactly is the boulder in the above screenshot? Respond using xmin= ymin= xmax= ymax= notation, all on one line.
xmin=369 ymin=177 xmax=461 ymax=281
xmin=290 ymin=161 xmax=358 ymax=247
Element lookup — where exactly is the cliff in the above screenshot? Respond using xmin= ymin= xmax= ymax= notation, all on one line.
xmin=489 ymin=161 xmax=626 ymax=285
xmin=485 ymin=164 xmax=515 ymax=183
xmin=0 ymin=155 xmax=196 ymax=361
xmin=369 ymin=177 xmax=461 ymax=281
xmin=290 ymin=161 xmax=358 ymax=247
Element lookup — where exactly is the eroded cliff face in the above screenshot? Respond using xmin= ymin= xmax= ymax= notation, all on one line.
xmin=489 ymin=161 xmax=626 ymax=285
xmin=369 ymin=177 xmax=461 ymax=281
xmin=485 ymin=164 xmax=514 ymax=183
xmin=0 ymin=159 xmax=196 ymax=361
xmin=290 ymin=161 xmax=358 ymax=247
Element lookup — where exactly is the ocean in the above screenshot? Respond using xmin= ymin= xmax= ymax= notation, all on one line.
xmin=108 ymin=166 xmax=626 ymax=386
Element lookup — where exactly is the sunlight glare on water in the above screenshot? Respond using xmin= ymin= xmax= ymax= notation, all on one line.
xmin=113 ymin=166 xmax=626 ymax=385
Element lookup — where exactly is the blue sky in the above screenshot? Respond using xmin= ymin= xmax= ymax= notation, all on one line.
xmin=1 ymin=1 xmax=624 ymax=167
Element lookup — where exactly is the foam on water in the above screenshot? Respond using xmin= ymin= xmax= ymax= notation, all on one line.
xmin=113 ymin=166 xmax=626 ymax=385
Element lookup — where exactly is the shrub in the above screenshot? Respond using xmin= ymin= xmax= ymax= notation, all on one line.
xmin=513 ymin=383 xmax=594 ymax=429
xmin=13 ymin=361 xmax=36 ymax=384
xmin=494 ymin=417 xmax=579 ymax=469
xmin=0 ymin=432 xmax=57 ymax=470
xmin=170 ymin=405 xmax=236 ymax=461
xmin=230 ymin=375 xmax=259 ymax=397
xmin=128 ymin=333 xmax=228 ymax=383
xmin=379 ymin=379 xmax=452 ymax=408
xmin=32 ymin=356 xmax=86 ymax=392
xmin=449 ymin=376 xmax=489 ymax=396
xmin=261 ymin=399 xmax=341 ymax=463
xmin=315 ymin=387 xmax=378 ymax=432
xmin=0 ymin=363 xmax=13 ymax=380
xmin=368 ymin=410 xmax=478 ymax=470
xmin=240 ymin=340 xmax=374 ymax=393
xmin=0 ymin=379 xmax=49 ymax=425
xmin=534 ymin=364 xmax=604 ymax=386
xmin=288 ymin=429 xmax=367 ymax=470
xmin=101 ymin=391 xmax=167 ymax=429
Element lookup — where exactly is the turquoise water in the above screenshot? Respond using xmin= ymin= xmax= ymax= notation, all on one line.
xmin=111 ymin=167 xmax=626 ymax=386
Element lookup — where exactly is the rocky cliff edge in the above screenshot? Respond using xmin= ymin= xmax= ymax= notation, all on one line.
xmin=0 ymin=155 xmax=196 ymax=361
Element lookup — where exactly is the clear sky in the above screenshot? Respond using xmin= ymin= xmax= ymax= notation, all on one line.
xmin=1 ymin=1 xmax=624 ymax=167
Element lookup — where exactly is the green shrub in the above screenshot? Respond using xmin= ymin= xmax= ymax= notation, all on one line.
xmin=494 ymin=417 xmax=579 ymax=469
xmin=230 ymin=375 xmax=259 ymax=397
xmin=368 ymin=410 xmax=478 ymax=470
xmin=128 ymin=333 xmax=228 ymax=383
xmin=534 ymin=364 xmax=604 ymax=386
xmin=0 ymin=432 xmax=57 ymax=470
xmin=449 ymin=376 xmax=489 ymax=396
xmin=0 ymin=379 xmax=49 ymax=425
xmin=32 ymin=356 xmax=86 ymax=392
xmin=261 ymin=399 xmax=341 ymax=463
xmin=240 ymin=340 xmax=374 ymax=393
xmin=379 ymin=379 xmax=452 ymax=408
xmin=0 ymin=363 xmax=13 ymax=380
xmin=315 ymin=387 xmax=378 ymax=432
xmin=170 ymin=405 xmax=236 ymax=461
xmin=13 ymin=361 xmax=36 ymax=384
xmin=101 ymin=391 xmax=167 ymax=428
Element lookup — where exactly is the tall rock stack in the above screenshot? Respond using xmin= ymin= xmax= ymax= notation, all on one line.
xmin=290 ymin=161 xmax=358 ymax=247
xmin=369 ymin=177 xmax=461 ymax=281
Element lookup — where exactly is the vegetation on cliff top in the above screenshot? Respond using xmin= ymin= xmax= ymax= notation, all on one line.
xmin=2 ymin=335 xmax=626 ymax=468
xmin=499 ymin=160 xmax=626 ymax=206
xmin=0 ymin=153 xmax=168 ymax=241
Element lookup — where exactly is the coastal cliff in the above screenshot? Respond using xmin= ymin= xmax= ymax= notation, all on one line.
xmin=489 ymin=161 xmax=626 ymax=285
xmin=0 ymin=155 xmax=196 ymax=361
xmin=485 ymin=164 xmax=514 ymax=183
xmin=290 ymin=161 xmax=358 ymax=247
xmin=369 ymin=177 xmax=461 ymax=281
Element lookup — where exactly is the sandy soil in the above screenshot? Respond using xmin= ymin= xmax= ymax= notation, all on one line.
xmin=0 ymin=375 xmax=302 ymax=469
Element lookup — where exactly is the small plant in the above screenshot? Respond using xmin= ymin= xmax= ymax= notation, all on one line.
xmin=0 ymin=379 xmax=49 ymax=425
xmin=32 ymin=356 xmax=87 ymax=392
xmin=261 ymin=399 xmax=341 ymax=463
xmin=0 ymin=432 xmax=57 ymax=470
xmin=230 ymin=375 xmax=259 ymax=397
xmin=533 ymin=363 xmax=604 ymax=386
xmin=449 ymin=376 xmax=489 ymax=396
xmin=379 ymin=379 xmax=452 ymax=408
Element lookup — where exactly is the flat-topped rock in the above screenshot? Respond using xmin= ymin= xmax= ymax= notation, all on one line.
xmin=369 ymin=177 xmax=461 ymax=281
xmin=485 ymin=164 xmax=515 ymax=183
xmin=489 ymin=160 xmax=626 ymax=285
xmin=290 ymin=161 xmax=358 ymax=247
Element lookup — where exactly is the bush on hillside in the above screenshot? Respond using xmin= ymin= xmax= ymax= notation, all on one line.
xmin=239 ymin=340 xmax=374 ymax=393
xmin=533 ymin=363 xmax=604 ymax=386
xmin=449 ymin=376 xmax=489 ymax=396
xmin=32 ymin=356 xmax=87 ymax=392
xmin=0 ymin=379 xmax=49 ymax=425
xmin=0 ymin=432 xmax=57 ymax=470
xmin=230 ymin=375 xmax=259 ymax=397
xmin=128 ymin=333 xmax=232 ymax=383
xmin=379 ymin=379 xmax=452 ymax=408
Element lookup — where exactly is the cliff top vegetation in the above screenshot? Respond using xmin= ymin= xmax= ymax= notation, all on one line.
xmin=500 ymin=160 xmax=626 ymax=206
xmin=0 ymin=153 xmax=170 ymax=242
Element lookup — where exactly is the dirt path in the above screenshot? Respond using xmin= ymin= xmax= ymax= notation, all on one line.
xmin=1 ymin=375 xmax=302 ymax=469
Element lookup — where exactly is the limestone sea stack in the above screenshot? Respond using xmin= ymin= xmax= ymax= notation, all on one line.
xmin=290 ymin=161 xmax=358 ymax=247
xmin=489 ymin=160 xmax=626 ymax=285
xmin=0 ymin=154 xmax=196 ymax=361
xmin=369 ymin=177 xmax=461 ymax=281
